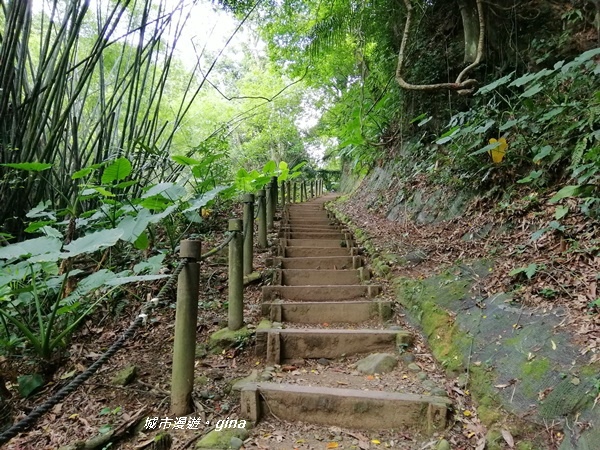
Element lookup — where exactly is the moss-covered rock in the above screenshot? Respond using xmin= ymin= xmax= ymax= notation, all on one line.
xmin=110 ymin=364 xmax=137 ymax=386
xmin=209 ymin=327 xmax=254 ymax=354
xmin=196 ymin=420 xmax=250 ymax=449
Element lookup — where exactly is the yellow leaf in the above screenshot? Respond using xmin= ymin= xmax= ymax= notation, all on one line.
xmin=488 ymin=137 xmax=508 ymax=163
xmin=372 ymin=439 xmax=381 ymax=444
xmin=551 ymin=340 xmax=557 ymax=350
xmin=326 ymin=442 xmax=339 ymax=449
xmin=69 ymin=413 xmax=78 ymax=419
xmin=463 ymin=410 xmax=472 ymax=417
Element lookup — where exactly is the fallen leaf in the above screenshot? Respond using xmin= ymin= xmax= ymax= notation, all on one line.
xmin=371 ymin=439 xmax=381 ymax=445
xmin=326 ymin=443 xmax=339 ymax=449
xmin=60 ymin=369 xmax=77 ymax=380
xmin=502 ymin=429 xmax=515 ymax=448
xmin=463 ymin=410 xmax=472 ymax=417
xmin=551 ymin=340 xmax=557 ymax=350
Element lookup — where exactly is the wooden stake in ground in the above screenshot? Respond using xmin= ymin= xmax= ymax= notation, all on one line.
xmin=243 ymin=194 xmax=255 ymax=276
xmin=171 ymin=239 xmax=201 ymax=416
xmin=228 ymin=219 xmax=244 ymax=330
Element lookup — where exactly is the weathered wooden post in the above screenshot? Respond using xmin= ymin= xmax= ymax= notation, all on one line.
xmin=286 ymin=181 xmax=291 ymax=204
xmin=293 ymin=182 xmax=297 ymax=203
xmin=270 ymin=176 xmax=278 ymax=215
xmin=171 ymin=239 xmax=201 ymax=416
xmin=257 ymin=189 xmax=267 ymax=248
xmin=311 ymin=180 xmax=315 ymax=198
xmin=266 ymin=183 xmax=274 ymax=230
xmin=280 ymin=180 xmax=285 ymax=209
xmin=228 ymin=219 xmax=244 ymax=330
xmin=300 ymin=181 xmax=305 ymax=202
xmin=303 ymin=181 xmax=308 ymax=201
xmin=242 ymin=194 xmax=254 ymax=275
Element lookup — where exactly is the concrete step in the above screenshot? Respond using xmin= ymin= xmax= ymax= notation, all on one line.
xmin=280 ymin=232 xmax=347 ymax=240
xmin=255 ymin=328 xmax=412 ymax=361
xmin=285 ymin=247 xmax=355 ymax=258
xmin=278 ymin=268 xmax=368 ymax=286
xmin=280 ymin=226 xmax=343 ymax=233
xmin=286 ymin=238 xmax=347 ymax=248
xmin=277 ymin=256 xmax=362 ymax=270
xmin=262 ymin=284 xmax=381 ymax=301
xmin=285 ymin=219 xmax=335 ymax=225
xmin=240 ymin=382 xmax=449 ymax=434
xmin=261 ymin=300 xmax=392 ymax=323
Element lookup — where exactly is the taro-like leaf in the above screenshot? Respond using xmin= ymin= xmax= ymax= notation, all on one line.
xmin=18 ymin=373 xmax=44 ymax=398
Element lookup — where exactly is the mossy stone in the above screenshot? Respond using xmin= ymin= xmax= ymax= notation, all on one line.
xmin=256 ymin=319 xmax=272 ymax=330
xmin=436 ymin=439 xmax=450 ymax=450
xmin=110 ymin=365 xmax=137 ymax=386
xmin=196 ymin=422 xmax=250 ymax=449
xmin=209 ymin=326 xmax=253 ymax=353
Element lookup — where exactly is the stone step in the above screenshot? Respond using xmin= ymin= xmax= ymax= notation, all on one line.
xmin=279 ymin=232 xmax=347 ymax=240
xmin=285 ymin=247 xmax=355 ymax=258
xmin=262 ymin=284 xmax=380 ymax=301
xmin=286 ymin=215 xmax=330 ymax=221
xmin=286 ymin=238 xmax=347 ymax=248
xmin=240 ymin=382 xmax=449 ymax=434
xmin=277 ymin=256 xmax=362 ymax=270
xmin=280 ymin=226 xmax=343 ymax=233
xmin=278 ymin=268 xmax=368 ymax=286
xmin=255 ymin=328 xmax=412 ymax=361
xmin=285 ymin=219 xmax=335 ymax=225
xmin=261 ymin=300 xmax=392 ymax=323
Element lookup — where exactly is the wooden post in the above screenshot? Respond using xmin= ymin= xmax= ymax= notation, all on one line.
xmin=280 ymin=180 xmax=285 ymax=210
xmin=171 ymin=239 xmax=201 ymax=416
xmin=266 ymin=183 xmax=274 ymax=231
xmin=293 ymin=182 xmax=297 ymax=203
xmin=242 ymin=194 xmax=254 ymax=276
xmin=257 ymin=189 xmax=267 ymax=249
xmin=270 ymin=176 xmax=278 ymax=215
xmin=228 ymin=219 xmax=244 ymax=330
xmin=311 ymin=180 xmax=315 ymax=198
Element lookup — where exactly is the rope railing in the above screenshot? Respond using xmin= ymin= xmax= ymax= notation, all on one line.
xmin=0 ymin=227 xmax=240 ymax=446
xmin=0 ymin=257 xmax=187 ymax=445
xmin=0 ymin=179 xmax=324 ymax=445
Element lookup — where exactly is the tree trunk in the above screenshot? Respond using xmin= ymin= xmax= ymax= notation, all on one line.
xmin=457 ymin=0 xmax=480 ymax=63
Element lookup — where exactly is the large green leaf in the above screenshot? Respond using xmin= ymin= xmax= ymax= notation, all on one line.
xmin=104 ymin=274 xmax=169 ymax=286
xmin=142 ymin=183 xmax=186 ymax=201
xmin=62 ymin=229 xmax=123 ymax=256
xmin=0 ymin=236 xmax=62 ymax=260
xmin=117 ymin=209 xmax=153 ymax=242
xmin=263 ymin=160 xmax=277 ymax=174
xmin=477 ymin=71 xmax=515 ymax=95
xmin=183 ymin=186 xmax=227 ymax=213
xmin=549 ymin=185 xmax=581 ymax=203
xmin=171 ymin=155 xmax=202 ymax=166
xmin=1 ymin=162 xmax=53 ymax=172
xmin=101 ymin=158 xmax=132 ymax=184
xmin=18 ymin=374 xmax=45 ymax=398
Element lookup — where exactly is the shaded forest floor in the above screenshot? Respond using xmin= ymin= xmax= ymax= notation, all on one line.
xmin=336 ymin=176 xmax=599 ymax=360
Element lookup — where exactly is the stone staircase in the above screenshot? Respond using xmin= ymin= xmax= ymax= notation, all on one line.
xmin=239 ymin=195 xmax=451 ymax=436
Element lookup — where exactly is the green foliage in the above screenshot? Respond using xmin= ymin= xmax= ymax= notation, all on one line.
xmin=424 ymin=49 xmax=599 ymax=210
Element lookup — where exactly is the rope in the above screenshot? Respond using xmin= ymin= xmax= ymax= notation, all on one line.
xmin=199 ymin=232 xmax=235 ymax=260
xmin=0 ymin=223 xmax=245 ymax=445
xmin=0 ymin=259 xmax=188 ymax=446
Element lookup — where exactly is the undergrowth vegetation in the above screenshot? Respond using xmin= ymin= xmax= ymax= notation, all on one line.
xmin=0 ymin=156 xmax=306 ymax=367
